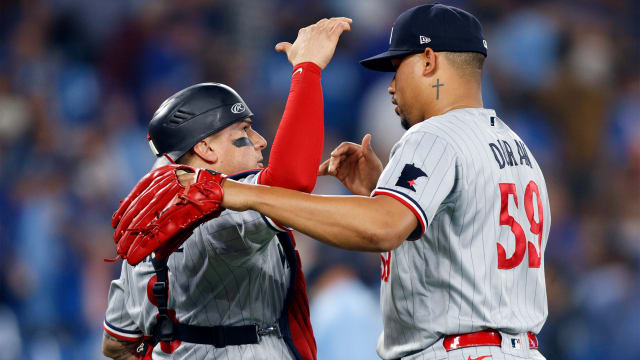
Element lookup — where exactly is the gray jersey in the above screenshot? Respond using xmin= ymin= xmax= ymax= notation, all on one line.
xmin=104 ymin=172 xmax=296 ymax=359
xmin=372 ymin=108 xmax=550 ymax=359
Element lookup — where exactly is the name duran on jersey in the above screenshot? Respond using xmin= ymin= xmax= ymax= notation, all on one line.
xmin=371 ymin=108 xmax=550 ymax=360
xmin=489 ymin=138 xmax=532 ymax=169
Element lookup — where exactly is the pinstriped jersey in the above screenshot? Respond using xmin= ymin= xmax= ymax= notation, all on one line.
xmin=372 ymin=108 xmax=550 ymax=359
xmin=104 ymin=172 xmax=296 ymax=359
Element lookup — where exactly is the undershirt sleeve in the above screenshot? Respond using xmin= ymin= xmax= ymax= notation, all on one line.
xmin=257 ymin=62 xmax=323 ymax=194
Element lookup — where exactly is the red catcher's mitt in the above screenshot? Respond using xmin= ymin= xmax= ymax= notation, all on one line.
xmin=111 ymin=164 xmax=226 ymax=265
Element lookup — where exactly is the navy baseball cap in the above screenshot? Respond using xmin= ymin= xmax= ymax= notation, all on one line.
xmin=360 ymin=4 xmax=487 ymax=72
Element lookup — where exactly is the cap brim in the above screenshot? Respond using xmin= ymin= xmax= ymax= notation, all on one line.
xmin=360 ymin=49 xmax=419 ymax=72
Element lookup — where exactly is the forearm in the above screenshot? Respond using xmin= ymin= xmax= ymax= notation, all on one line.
xmin=223 ymin=181 xmax=415 ymax=251
xmin=258 ymin=62 xmax=323 ymax=192
xmin=102 ymin=332 xmax=140 ymax=360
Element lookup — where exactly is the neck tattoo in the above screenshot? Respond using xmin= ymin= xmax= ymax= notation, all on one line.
xmin=232 ymin=137 xmax=253 ymax=148
xmin=432 ymin=78 xmax=444 ymax=100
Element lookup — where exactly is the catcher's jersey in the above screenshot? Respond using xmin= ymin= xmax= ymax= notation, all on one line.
xmin=372 ymin=108 xmax=550 ymax=359
xmin=104 ymin=172 xmax=296 ymax=359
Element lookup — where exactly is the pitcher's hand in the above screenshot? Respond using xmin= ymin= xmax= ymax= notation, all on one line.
xmin=319 ymin=134 xmax=383 ymax=196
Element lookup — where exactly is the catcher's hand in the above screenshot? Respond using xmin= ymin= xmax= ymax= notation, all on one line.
xmin=111 ymin=164 xmax=226 ymax=265
xmin=275 ymin=17 xmax=352 ymax=70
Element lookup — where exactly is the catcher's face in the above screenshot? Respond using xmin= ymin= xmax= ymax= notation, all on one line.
xmin=206 ymin=118 xmax=267 ymax=174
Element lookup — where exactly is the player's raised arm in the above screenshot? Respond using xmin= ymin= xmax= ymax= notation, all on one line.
xmin=258 ymin=17 xmax=352 ymax=192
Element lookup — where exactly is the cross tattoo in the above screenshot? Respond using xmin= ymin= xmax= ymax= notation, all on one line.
xmin=432 ymin=78 xmax=444 ymax=100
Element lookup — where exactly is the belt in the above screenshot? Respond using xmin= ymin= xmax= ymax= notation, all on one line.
xmin=443 ymin=330 xmax=538 ymax=351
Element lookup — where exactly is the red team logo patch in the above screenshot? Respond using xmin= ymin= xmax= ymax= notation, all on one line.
xmin=380 ymin=251 xmax=392 ymax=282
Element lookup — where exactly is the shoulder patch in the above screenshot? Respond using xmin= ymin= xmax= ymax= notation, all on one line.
xmin=395 ymin=163 xmax=428 ymax=192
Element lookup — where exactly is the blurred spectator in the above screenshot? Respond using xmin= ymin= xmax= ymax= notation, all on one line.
xmin=0 ymin=305 xmax=22 ymax=360
xmin=308 ymin=245 xmax=382 ymax=360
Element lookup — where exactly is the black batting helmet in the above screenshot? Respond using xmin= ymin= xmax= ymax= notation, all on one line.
xmin=147 ymin=83 xmax=253 ymax=168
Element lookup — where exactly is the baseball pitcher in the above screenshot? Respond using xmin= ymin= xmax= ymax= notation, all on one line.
xmin=217 ymin=5 xmax=551 ymax=360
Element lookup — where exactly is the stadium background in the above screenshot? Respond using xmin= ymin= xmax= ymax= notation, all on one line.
xmin=0 ymin=0 xmax=638 ymax=359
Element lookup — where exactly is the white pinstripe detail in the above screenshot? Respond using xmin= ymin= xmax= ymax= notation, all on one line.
xmin=104 ymin=171 xmax=296 ymax=358
xmin=375 ymin=109 xmax=549 ymax=359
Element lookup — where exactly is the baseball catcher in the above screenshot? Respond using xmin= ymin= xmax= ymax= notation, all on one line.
xmin=102 ymin=17 xmax=351 ymax=360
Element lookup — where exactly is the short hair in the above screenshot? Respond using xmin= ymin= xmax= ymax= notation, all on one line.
xmin=176 ymin=133 xmax=216 ymax=165
xmin=441 ymin=52 xmax=485 ymax=78
xmin=176 ymin=150 xmax=194 ymax=165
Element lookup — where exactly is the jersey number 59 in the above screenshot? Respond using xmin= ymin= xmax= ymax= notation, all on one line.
xmin=497 ymin=181 xmax=544 ymax=269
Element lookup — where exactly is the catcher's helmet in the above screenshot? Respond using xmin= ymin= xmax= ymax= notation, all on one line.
xmin=148 ymin=83 xmax=253 ymax=166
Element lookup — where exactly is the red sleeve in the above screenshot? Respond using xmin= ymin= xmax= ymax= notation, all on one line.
xmin=258 ymin=62 xmax=323 ymax=193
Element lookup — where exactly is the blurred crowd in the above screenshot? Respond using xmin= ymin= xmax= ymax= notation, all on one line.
xmin=0 ymin=0 xmax=638 ymax=359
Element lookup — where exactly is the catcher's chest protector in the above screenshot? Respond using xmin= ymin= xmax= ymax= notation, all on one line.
xmin=139 ymin=232 xmax=316 ymax=360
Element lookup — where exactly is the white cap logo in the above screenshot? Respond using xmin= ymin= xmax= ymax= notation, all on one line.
xmin=420 ymin=36 xmax=431 ymax=45
xmin=483 ymin=39 xmax=488 ymax=49
xmin=231 ymin=103 xmax=245 ymax=114
xmin=389 ymin=26 xmax=394 ymax=45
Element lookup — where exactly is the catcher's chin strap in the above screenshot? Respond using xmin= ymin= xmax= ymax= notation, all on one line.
xmin=146 ymin=257 xmax=281 ymax=349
